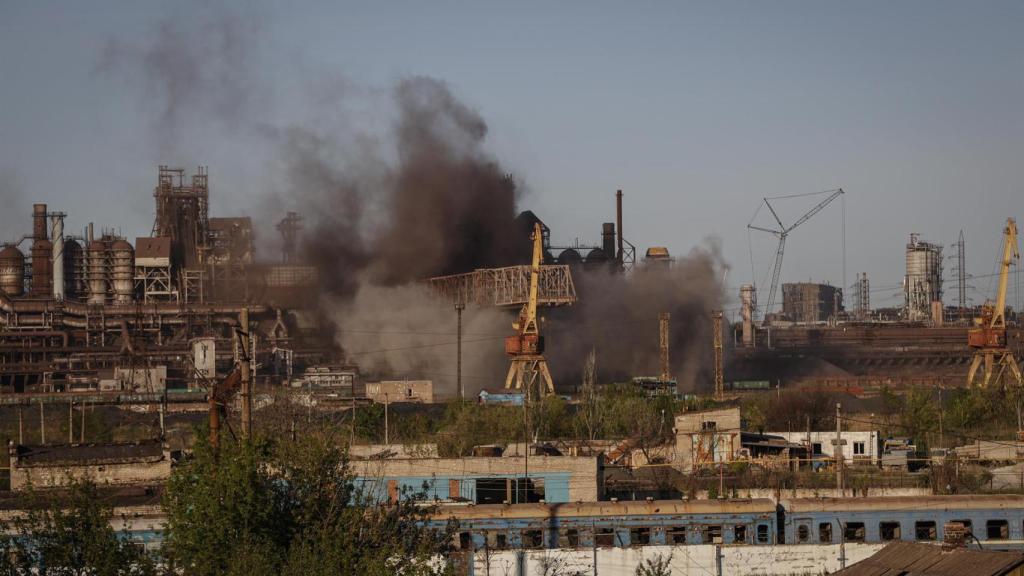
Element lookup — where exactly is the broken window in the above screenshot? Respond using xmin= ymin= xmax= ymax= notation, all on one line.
xmin=915 ymin=521 xmax=937 ymax=541
xmin=844 ymin=522 xmax=866 ymax=542
xmin=702 ymin=525 xmax=723 ymax=544
xmin=558 ymin=528 xmax=580 ymax=548
xmin=819 ymin=523 xmax=832 ymax=543
xmin=879 ymin=522 xmax=901 ymax=541
xmin=987 ymin=519 xmax=1009 ymax=540
xmin=953 ymin=519 xmax=973 ymax=534
xmin=485 ymin=531 xmax=508 ymax=550
xmin=522 ymin=529 xmax=544 ymax=549
xmin=756 ymin=524 xmax=770 ymax=544
xmin=595 ymin=528 xmax=615 ymax=547
xmin=457 ymin=532 xmax=473 ymax=550
xmin=668 ymin=526 xmax=688 ymax=544
xmin=797 ymin=524 xmax=810 ymax=543
xmin=475 ymin=478 xmax=507 ymax=504
xmin=630 ymin=527 xmax=651 ymax=546
xmin=733 ymin=525 xmax=747 ymax=543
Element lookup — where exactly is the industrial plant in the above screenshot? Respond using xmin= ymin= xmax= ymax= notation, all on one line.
xmin=3 ymin=3 xmax=1024 ymax=574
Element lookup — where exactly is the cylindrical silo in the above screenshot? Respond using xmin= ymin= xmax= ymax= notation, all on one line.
xmin=88 ymin=239 xmax=107 ymax=305
xmin=0 ymin=245 xmax=25 ymax=296
xmin=110 ymin=238 xmax=134 ymax=304
xmin=51 ymin=215 xmax=65 ymax=301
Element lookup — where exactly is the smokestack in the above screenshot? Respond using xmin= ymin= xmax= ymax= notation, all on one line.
xmin=601 ymin=222 xmax=615 ymax=261
xmin=51 ymin=214 xmax=64 ymax=301
xmin=32 ymin=204 xmax=48 ymax=241
xmin=616 ymin=189 xmax=623 ymax=270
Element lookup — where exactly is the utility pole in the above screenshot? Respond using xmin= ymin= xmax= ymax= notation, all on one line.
xmin=833 ymin=403 xmax=846 ymax=497
xmin=239 ymin=308 xmax=253 ymax=440
xmin=39 ymin=400 xmax=45 ymax=445
xmin=456 ymin=303 xmax=464 ymax=400
xmin=18 ymin=407 xmax=23 ymax=445
xmin=659 ymin=312 xmax=670 ymax=383
xmin=68 ymin=399 xmax=73 ymax=443
xmin=80 ymin=400 xmax=86 ymax=443
xmin=713 ymin=311 xmax=724 ymax=400
xmin=384 ymin=393 xmax=389 ymax=445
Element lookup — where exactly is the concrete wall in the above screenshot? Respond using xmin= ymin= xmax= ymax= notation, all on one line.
xmin=350 ymin=456 xmax=601 ymax=504
xmin=465 ymin=543 xmax=885 ymax=576
xmin=10 ymin=456 xmax=171 ymax=490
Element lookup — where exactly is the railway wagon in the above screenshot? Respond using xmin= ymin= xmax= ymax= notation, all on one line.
xmin=780 ymin=495 xmax=1024 ymax=548
xmin=431 ymin=498 xmax=778 ymax=551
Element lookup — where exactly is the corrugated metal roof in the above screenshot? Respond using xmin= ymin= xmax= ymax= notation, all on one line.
xmin=835 ymin=541 xmax=1024 ymax=576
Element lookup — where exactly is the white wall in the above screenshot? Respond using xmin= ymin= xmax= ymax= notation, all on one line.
xmin=769 ymin=431 xmax=879 ymax=465
xmin=467 ymin=543 xmax=886 ymax=575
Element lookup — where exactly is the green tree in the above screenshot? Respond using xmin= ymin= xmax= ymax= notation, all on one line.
xmin=0 ymin=479 xmax=156 ymax=576
xmin=162 ymin=429 xmax=455 ymax=575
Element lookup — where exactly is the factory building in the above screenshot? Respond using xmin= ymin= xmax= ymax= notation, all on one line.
xmin=350 ymin=454 xmax=603 ymax=504
xmin=8 ymin=441 xmax=172 ymax=491
xmin=905 ymin=233 xmax=943 ymax=322
xmin=0 ymin=166 xmax=325 ymax=392
xmin=782 ymin=282 xmax=844 ymax=323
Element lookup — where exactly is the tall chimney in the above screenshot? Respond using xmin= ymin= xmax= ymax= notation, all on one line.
xmin=616 ymin=190 xmax=623 ymax=270
xmin=51 ymin=214 xmax=65 ymax=301
xmin=32 ymin=204 xmax=48 ymax=241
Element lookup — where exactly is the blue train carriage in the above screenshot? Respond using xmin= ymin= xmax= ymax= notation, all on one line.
xmin=780 ymin=495 xmax=1024 ymax=548
xmin=431 ymin=498 xmax=779 ymax=552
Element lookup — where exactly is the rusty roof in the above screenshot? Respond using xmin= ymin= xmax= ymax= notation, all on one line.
xmin=134 ymin=236 xmax=171 ymax=259
xmin=782 ymin=494 xmax=1024 ymax=513
xmin=14 ymin=440 xmax=165 ymax=467
xmin=834 ymin=541 xmax=1024 ymax=576
xmin=432 ymin=498 xmax=777 ymax=521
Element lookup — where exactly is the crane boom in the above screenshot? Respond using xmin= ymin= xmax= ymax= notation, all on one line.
xmin=992 ymin=218 xmax=1019 ymax=329
xmin=749 ymin=188 xmax=845 ymax=322
xmin=967 ymin=217 xmax=1022 ymax=388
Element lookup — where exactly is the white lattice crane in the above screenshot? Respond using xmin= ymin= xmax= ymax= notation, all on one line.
xmin=748 ymin=189 xmax=844 ymax=323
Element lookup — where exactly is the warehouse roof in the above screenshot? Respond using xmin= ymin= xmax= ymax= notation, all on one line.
xmin=834 ymin=541 xmax=1024 ymax=576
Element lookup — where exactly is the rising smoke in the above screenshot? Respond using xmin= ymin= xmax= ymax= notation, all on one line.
xmin=98 ymin=7 xmax=728 ymax=396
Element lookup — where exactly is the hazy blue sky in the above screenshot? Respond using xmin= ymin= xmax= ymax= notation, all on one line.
xmin=1 ymin=1 xmax=1022 ymax=312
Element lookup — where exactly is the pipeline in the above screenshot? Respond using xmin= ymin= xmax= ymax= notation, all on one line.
xmin=0 ymin=330 xmax=69 ymax=348
xmin=10 ymin=299 xmax=266 ymax=317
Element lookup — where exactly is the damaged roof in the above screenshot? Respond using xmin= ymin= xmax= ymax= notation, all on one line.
xmin=834 ymin=541 xmax=1024 ymax=576
xmin=14 ymin=440 xmax=165 ymax=467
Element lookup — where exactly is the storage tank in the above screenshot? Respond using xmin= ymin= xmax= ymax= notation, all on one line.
xmin=87 ymin=239 xmax=107 ymax=305
xmin=904 ymin=234 xmax=943 ymax=322
xmin=558 ymin=248 xmax=582 ymax=265
xmin=0 ymin=245 xmax=25 ymax=296
xmin=585 ymin=247 xmax=608 ymax=264
xmin=110 ymin=238 xmax=135 ymax=304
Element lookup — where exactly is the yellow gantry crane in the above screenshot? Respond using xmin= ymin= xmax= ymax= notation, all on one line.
xmin=967 ymin=217 xmax=1022 ymax=388
xmin=504 ymin=222 xmax=555 ymax=396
